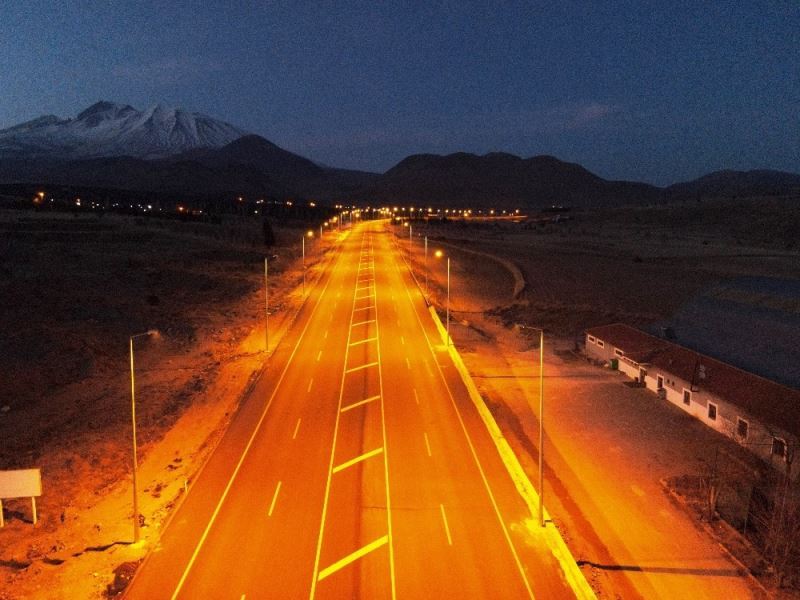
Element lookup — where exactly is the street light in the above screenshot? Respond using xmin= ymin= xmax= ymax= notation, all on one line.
xmin=264 ymin=256 xmax=269 ymax=356
xmin=519 ymin=324 xmax=545 ymax=527
xmin=129 ymin=329 xmax=158 ymax=543
xmin=434 ymin=250 xmax=450 ymax=345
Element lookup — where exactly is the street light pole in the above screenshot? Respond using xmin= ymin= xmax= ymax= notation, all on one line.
xmin=129 ymin=329 xmax=157 ymax=543
xmin=424 ymin=236 xmax=428 ymax=298
xmin=538 ymin=328 xmax=544 ymax=527
xmin=302 ymin=235 xmax=305 ymax=296
xmin=446 ymin=257 xmax=450 ymax=345
xmin=264 ymin=257 xmax=269 ymax=354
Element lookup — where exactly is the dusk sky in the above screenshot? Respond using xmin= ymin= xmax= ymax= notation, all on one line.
xmin=1 ymin=1 xmax=797 ymax=185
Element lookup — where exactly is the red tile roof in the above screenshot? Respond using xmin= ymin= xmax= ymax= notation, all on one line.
xmin=586 ymin=323 xmax=800 ymax=437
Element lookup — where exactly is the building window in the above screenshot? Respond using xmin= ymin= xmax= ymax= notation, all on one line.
xmin=683 ymin=389 xmax=692 ymax=406
xmin=707 ymin=402 xmax=717 ymax=421
xmin=588 ymin=335 xmax=596 ymax=343
xmin=614 ymin=348 xmax=624 ymax=357
xmin=736 ymin=418 xmax=749 ymax=440
xmin=772 ymin=437 xmax=787 ymax=460
xmin=597 ymin=340 xmax=605 ymax=348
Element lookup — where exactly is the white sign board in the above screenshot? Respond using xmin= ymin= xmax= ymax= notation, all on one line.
xmin=0 ymin=469 xmax=42 ymax=499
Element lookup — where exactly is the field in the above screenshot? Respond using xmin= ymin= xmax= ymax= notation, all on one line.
xmin=0 ymin=208 xmax=326 ymax=598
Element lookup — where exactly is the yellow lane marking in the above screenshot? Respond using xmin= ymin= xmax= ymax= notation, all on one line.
xmin=440 ymin=504 xmax=452 ymax=546
xmin=332 ymin=447 xmax=384 ymax=474
xmin=268 ymin=481 xmax=282 ymax=517
xmin=349 ymin=336 xmax=376 ymax=346
xmin=424 ymin=433 xmax=432 ymax=457
xmin=292 ymin=418 xmax=301 ymax=440
xmin=317 ymin=535 xmax=389 ymax=582
xmin=345 ymin=361 xmax=378 ymax=374
xmin=341 ymin=395 xmax=380 ymax=413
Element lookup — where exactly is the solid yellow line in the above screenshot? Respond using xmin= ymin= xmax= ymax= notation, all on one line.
xmin=341 ymin=395 xmax=380 ymax=413
xmin=317 ymin=535 xmax=388 ymax=582
xmin=332 ymin=447 xmax=383 ymax=474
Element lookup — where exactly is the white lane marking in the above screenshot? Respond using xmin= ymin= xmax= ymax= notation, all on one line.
xmin=353 ymin=305 xmax=374 ymax=312
xmin=307 ymin=378 xmax=314 ymax=392
xmin=424 ymin=432 xmax=432 ymax=457
xmin=268 ymin=481 xmax=282 ymax=517
xmin=317 ymin=535 xmax=388 ymax=582
xmin=170 ymin=242 xmax=339 ymax=600
xmin=401 ymin=336 xmax=405 ymax=345
xmin=351 ymin=319 xmax=376 ymax=327
xmin=406 ymin=357 xmax=411 ymax=370
xmin=355 ymin=294 xmax=375 ymax=301
xmin=341 ymin=395 xmax=381 ymax=413
xmin=324 ymin=329 xmax=328 ymax=339
xmin=292 ymin=418 xmax=301 ymax=440
xmin=345 ymin=361 xmax=378 ymax=373
xmin=413 ymin=388 xmax=419 ymax=405
xmin=316 ymin=350 xmax=322 ymax=362
xmin=240 ymin=595 xmax=245 ymax=600
xmin=332 ymin=447 xmax=384 ymax=474
xmin=349 ymin=336 xmax=377 ymax=346
xmin=440 ymin=504 xmax=452 ymax=546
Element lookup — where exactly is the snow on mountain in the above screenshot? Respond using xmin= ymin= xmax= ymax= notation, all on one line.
xmin=0 ymin=101 xmax=248 ymax=159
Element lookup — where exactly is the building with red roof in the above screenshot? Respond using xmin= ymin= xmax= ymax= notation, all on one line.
xmin=585 ymin=323 xmax=800 ymax=475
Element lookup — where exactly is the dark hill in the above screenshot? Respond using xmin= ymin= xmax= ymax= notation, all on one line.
xmin=666 ymin=169 xmax=800 ymax=199
xmin=350 ymin=152 xmax=662 ymax=208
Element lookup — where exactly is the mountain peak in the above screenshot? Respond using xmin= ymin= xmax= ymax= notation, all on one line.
xmin=1 ymin=101 xmax=248 ymax=159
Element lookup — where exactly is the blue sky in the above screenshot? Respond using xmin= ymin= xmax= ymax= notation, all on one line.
xmin=0 ymin=1 xmax=797 ymax=185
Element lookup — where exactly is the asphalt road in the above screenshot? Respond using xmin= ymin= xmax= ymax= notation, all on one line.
xmin=126 ymin=221 xmax=575 ymax=599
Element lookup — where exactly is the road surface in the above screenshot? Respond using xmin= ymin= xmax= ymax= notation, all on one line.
xmin=127 ymin=221 xmax=575 ymax=599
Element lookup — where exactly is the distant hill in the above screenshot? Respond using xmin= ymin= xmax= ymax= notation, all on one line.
xmin=666 ymin=169 xmax=800 ymax=199
xmin=1 ymin=100 xmax=797 ymax=206
xmin=348 ymin=151 xmax=662 ymax=209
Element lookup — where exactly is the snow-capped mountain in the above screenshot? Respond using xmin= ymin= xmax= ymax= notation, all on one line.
xmin=0 ymin=101 xmax=248 ymax=159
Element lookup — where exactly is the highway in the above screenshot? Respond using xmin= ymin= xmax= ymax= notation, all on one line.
xmin=127 ymin=220 xmax=575 ymax=599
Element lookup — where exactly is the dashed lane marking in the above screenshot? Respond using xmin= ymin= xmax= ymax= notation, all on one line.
xmin=413 ymin=388 xmax=419 ymax=404
xmin=268 ymin=481 xmax=282 ymax=517
xmin=292 ymin=418 xmax=301 ymax=440
xmin=424 ymin=433 xmax=432 ymax=457
xmin=440 ymin=504 xmax=452 ymax=546
xmin=307 ymin=379 xmax=314 ymax=392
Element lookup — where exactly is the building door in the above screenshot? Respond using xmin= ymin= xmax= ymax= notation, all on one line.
xmin=657 ymin=375 xmax=664 ymax=389
xmin=639 ymin=368 xmax=647 ymax=384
